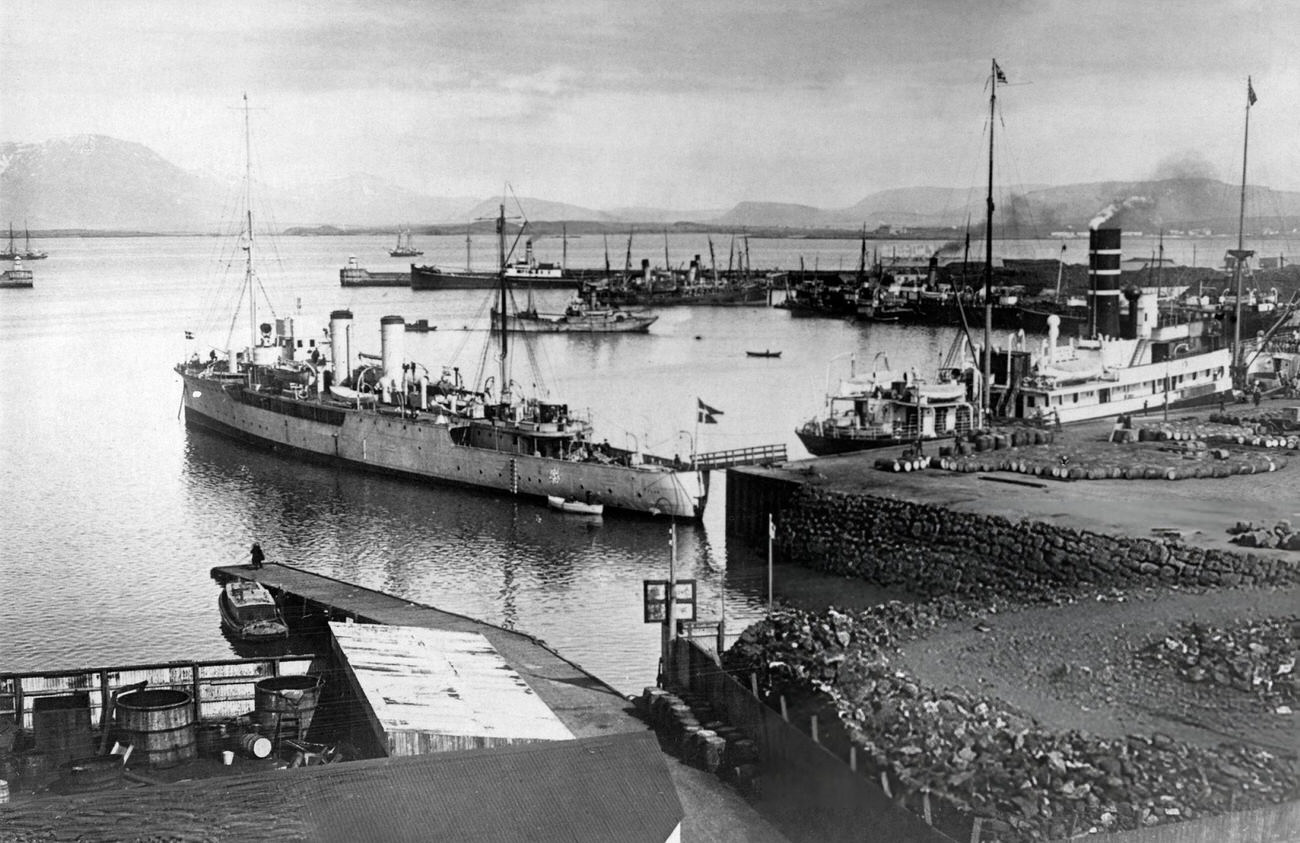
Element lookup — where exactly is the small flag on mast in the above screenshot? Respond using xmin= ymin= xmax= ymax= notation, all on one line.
xmin=184 ymin=331 xmax=194 ymax=339
xmin=697 ymin=398 xmax=723 ymax=425
xmin=1247 ymin=77 xmax=1257 ymax=106
xmin=993 ymin=60 xmax=1007 ymax=84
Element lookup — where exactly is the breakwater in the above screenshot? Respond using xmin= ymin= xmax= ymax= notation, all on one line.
xmin=729 ymin=475 xmax=1299 ymax=598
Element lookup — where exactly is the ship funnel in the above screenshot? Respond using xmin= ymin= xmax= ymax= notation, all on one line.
xmin=1088 ymin=228 xmax=1122 ymax=339
xmin=1123 ymin=287 xmax=1141 ymax=340
xmin=329 ymin=309 xmax=353 ymax=384
xmin=380 ymin=315 xmax=405 ymax=393
xmin=1046 ymin=314 xmax=1060 ymax=364
xmin=642 ymin=258 xmax=651 ymax=284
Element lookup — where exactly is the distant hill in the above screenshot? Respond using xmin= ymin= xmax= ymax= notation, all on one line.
xmin=0 ymin=135 xmax=219 ymax=230
xmin=3 ymin=134 xmax=1300 ymax=235
xmin=463 ymin=196 xmax=617 ymax=225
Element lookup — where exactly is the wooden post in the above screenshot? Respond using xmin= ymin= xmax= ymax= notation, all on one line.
xmin=779 ymin=695 xmax=788 ymax=722
xmin=190 ymin=663 xmax=202 ymax=725
xmin=880 ymin=770 xmax=892 ymax=798
xmin=969 ymin=817 xmax=983 ymax=843
xmin=811 ymin=714 xmax=819 ymax=743
xmin=922 ymin=788 xmax=932 ymax=825
xmin=850 ymin=745 xmax=857 ymax=772
xmin=749 ymin=673 xmax=759 ymax=698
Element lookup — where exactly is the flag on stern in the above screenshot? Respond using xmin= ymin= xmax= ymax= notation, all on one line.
xmin=993 ymin=60 xmax=1007 ymax=84
xmin=697 ymin=398 xmax=723 ymax=425
xmin=1247 ymin=77 xmax=1258 ymax=106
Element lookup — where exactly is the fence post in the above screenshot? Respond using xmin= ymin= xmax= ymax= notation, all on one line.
xmin=811 ymin=714 xmax=818 ymax=744
xmin=750 ymin=673 xmax=758 ymax=698
xmin=922 ymin=788 xmax=932 ymax=825
xmin=850 ymin=745 xmax=857 ymax=772
xmin=779 ymin=695 xmax=788 ymax=722
xmin=880 ymin=771 xmax=892 ymax=798
xmin=969 ymin=816 xmax=983 ymax=843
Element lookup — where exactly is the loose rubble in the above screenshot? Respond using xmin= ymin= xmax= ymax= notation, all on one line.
xmin=724 ymin=606 xmax=1300 ymax=842
xmin=1139 ymin=617 xmax=1299 ymax=708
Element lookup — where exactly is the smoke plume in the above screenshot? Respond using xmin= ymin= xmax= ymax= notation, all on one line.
xmin=1089 ymin=195 xmax=1152 ymax=230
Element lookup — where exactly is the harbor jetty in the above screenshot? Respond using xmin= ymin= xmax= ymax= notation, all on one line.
xmin=710 ymin=408 xmax=1300 ymax=841
xmin=0 ymin=564 xmax=788 ymax=843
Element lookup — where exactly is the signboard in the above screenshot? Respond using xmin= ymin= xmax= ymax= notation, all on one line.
xmin=643 ymin=579 xmax=696 ymax=624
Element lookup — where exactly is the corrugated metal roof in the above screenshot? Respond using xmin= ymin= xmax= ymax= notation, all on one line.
xmin=331 ymin=622 xmax=574 ymax=748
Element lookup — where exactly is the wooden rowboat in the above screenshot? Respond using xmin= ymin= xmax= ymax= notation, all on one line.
xmin=745 ymin=350 xmax=782 ymax=358
xmin=547 ymin=494 xmax=604 ymax=516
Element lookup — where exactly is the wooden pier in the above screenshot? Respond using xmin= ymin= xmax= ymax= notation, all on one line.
xmin=694 ymin=443 xmax=787 ymax=470
xmin=210 ymin=563 xmax=642 ymax=744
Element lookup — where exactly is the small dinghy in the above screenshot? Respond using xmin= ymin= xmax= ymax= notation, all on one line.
xmin=745 ymin=350 xmax=782 ymax=358
xmin=547 ymin=494 xmax=604 ymax=516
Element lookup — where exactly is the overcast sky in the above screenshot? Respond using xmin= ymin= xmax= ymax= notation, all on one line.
xmin=3 ymin=0 xmax=1298 ymax=210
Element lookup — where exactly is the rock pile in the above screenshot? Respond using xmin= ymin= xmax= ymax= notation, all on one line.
xmin=725 ymin=607 xmax=1300 ymax=842
xmin=1139 ymin=618 xmax=1299 ymax=710
xmin=1228 ymin=520 xmax=1300 ymax=551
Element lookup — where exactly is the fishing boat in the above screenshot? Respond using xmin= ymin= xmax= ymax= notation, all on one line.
xmin=547 ymin=494 xmax=604 ymax=515
xmin=492 ymin=293 xmax=658 ymax=334
xmin=796 ymin=353 xmax=981 ymax=456
xmin=980 ymin=63 xmax=1234 ymax=424
xmin=388 ymin=228 xmax=423 ymax=257
xmin=412 ymin=239 xmax=581 ymax=290
xmin=1 ymin=255 xmax=34 ymax=289
xmin=745 ymin=350 xmax=781 ymax=358
xmin=1 ymin=223 xmax=46 ymax=261
xmin=218 ymin=580 xmax=289 ymax=641
xmin=175 ymin=106 xmax=704 ymax=518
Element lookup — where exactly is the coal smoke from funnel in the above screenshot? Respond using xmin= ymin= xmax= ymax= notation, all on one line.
xmin=1089 ymin=195 xmax=1152 ymax=230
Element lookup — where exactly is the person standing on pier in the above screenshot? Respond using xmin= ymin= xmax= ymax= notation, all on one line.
xmin=250 ymin=542 xmax=265 ymax=569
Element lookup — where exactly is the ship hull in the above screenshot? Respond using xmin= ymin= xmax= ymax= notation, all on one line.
xmin=411 ymin=265 xmax=579 ymax=290
xmin=491 ymin=311 xmax=657 ymax=333
xmin=178 ymin=372 xmax=703 ymax=519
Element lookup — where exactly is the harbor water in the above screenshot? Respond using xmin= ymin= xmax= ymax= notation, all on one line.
xmin=0 ymin=232 xmax=1249 ymax=693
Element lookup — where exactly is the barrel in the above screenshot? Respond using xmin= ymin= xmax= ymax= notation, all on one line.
xmin=253 ymin=675 xmax=321 ymax=741
xmin=196 ymin=720 xmax=236 ymax=757
xmin=239 ymin=733 xmax=272 ymax=759
xmin=114 ymin=689 xmax=196 ymax=768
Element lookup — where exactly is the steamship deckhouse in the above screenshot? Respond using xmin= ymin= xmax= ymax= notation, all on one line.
xmin=990 ymin=228 xmax=1233 ymax=424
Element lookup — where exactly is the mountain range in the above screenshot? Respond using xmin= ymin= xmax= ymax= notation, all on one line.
xmin=3 ymin=134 xmax=1300 ymax=235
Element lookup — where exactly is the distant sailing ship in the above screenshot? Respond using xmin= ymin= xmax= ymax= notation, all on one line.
xmin=1 ymin=223 xmax=47 ymax=261
xmin=388 ymin=228 xmax=423 ymax=257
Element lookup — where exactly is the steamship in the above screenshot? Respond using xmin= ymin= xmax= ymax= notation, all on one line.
xmin=988 ymin=227 xmax=1233 ymax=424
xmin=176 ymin=309 xmax=704 ymax=518
xmin=176 ymin=100 xmax=703 ymax=519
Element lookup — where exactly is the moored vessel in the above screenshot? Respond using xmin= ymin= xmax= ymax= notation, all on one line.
xmin=218 ymin=580 xmax=290 ymax=641
xmin=177 ymin=113 xmax=704 ymax=519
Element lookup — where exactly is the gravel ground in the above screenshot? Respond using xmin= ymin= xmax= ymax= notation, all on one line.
xmin=894 ymin=585 xmax=1299 ymax=757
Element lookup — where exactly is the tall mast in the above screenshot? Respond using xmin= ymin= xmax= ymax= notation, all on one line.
xmin=1229 ymin=77 xmax=1257 ymax=384
xmin=982 ymin=61 xmax=1000 ymax=420
xmin=497 ymin=204 xmax=508 ymax=401
xmin=243 ymin=92 xmax=257 ymax=352
xmin=466 ymin=225 xmax=472 ymax=272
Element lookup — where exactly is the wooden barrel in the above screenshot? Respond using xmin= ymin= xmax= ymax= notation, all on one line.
xmin=114 ymin=689 xmax=196 ymax=768
xmin=254 ymin=675 xmax=322 ymax=742
xmin=239 ymin=733 xmax=272 ymax=759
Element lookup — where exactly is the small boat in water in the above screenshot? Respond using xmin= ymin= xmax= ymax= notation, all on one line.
xmin=547 ymin=494 xmax=604 ymax=515
xmin=389 ymin=228 xmax=423 ymax=257
xmin=218 ymin=581 xmax=289 ymax=641
xmin=746 ymin=350 xmax=781 ymax=358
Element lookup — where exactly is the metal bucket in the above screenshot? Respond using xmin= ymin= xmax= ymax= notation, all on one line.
xmin=254 ymin=675 xmax=321 ymax=741
xmin=114 ymin=689 xmax=196 ymax=767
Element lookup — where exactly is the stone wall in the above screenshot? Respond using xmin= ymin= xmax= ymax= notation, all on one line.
xmin=777 ymin=486 xmax=1299 ymax=597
